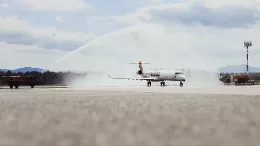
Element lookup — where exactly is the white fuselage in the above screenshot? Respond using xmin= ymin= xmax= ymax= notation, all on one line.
xmin=137 ymin=69 xmax=186 ymax=82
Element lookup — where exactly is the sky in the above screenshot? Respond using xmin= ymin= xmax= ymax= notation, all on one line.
xmin=1 ymin=0 xmax=260 ymax=72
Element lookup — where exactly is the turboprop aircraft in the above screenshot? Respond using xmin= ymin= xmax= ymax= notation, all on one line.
xmin=107 ymin=61 xmax=186 ymax=87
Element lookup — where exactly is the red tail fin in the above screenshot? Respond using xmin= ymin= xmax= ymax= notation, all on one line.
xmin=138 ymin=61 xmax=143 ymax=71
xmin=139 ymin=64 xmax=143 ymax=71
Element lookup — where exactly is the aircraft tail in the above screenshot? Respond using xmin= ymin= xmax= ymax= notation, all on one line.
xmin=129 ymin=61 xmax=149 ymax=71
xmin=129 ymin=61 xmax=150 ymax=75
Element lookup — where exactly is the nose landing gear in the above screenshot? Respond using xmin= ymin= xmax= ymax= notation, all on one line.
xmin=180 ymin=81 xmax=183 ymax=87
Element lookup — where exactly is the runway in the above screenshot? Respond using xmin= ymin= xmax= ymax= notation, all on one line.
xmin=77 ymin=84 xmax=260 ymax=95
xmin=0 ymin=85 xmax=260 ymax=146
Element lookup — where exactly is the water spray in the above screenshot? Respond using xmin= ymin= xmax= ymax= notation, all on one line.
xmin=41 ymin=25 xmax=137 ymax=73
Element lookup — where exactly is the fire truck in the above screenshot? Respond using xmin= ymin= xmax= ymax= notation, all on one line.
xmin=1 ymin=75 xmax=38 ymax=89
xmin=219 ymin=72 xmax=255 ymax=85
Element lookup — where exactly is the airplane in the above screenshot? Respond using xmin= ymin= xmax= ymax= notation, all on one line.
xmin=107 ymin=61 xmax=186 ymax=87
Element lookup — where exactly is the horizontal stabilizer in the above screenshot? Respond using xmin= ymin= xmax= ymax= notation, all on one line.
xmin=128 ymin=62 xmax=150 ymax=64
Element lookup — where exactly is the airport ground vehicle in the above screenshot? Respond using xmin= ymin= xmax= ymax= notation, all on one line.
xmin=1 ymin=75 xmax=38 ymax=88
xmin=219 ymin=73 xmax=255 ymax=85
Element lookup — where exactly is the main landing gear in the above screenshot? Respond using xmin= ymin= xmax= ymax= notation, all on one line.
xmin=147 ymin=80 xmax=151 ymax=87
xmin=147 ymin=81 xmax=184 ymax=87
xmin=147 ymin=81 xmax=166 ymax=87
xmin=160 ymin=81 xmax=165 ymax=87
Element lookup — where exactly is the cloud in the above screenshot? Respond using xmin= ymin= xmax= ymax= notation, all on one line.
xmin=113 ymin=0 xmax=260 ymax=28
xmin=85 ymin=16 xmax=113 ymax=24
xmin=1 ymin=0 xmax=260 ymax=74
xmin=0 ymin=16 xmax=97 ymax=50
xmin=56 ymin=16 xmax=64 ymax=22
xmin=0 ymin=0 xmax=8 ymax=7
xmin=21 ymin=0 xmax=90 ymax=11
xmin=0 ymin=41 xmax=68 ymax=69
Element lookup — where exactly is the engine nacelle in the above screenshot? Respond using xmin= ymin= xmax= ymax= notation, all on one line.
xmin=137 ymin=70 xmax=143 ymax=75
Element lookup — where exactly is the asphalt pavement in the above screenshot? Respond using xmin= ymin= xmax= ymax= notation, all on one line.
xmin=0 ymin=86 xmax=259 ymax=146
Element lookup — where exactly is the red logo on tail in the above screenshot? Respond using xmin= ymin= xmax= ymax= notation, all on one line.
xmin=139 ymin=65 xmax=143 ymax=71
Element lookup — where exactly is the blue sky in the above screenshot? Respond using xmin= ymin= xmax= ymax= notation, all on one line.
xmin=1 ymin=0 xmax=260 ymax=71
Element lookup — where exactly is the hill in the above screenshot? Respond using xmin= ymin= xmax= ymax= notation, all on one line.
xmin=0 ymin=67 xmax=44 ymax=73
xmin=218 ymin=64 xmax=260 ymax=73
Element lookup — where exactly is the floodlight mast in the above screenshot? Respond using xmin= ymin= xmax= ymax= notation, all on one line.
xmin=244 ymin=41 xmax=252 ymax=74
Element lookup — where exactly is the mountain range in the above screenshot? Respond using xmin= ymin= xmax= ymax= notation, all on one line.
xmin=218 ymin=64 xmax=260 ymax=73
xmin=0 ymin=67 xmax=44 ymax=73
xmin=1 ymin=64 xmax=260 ymax=73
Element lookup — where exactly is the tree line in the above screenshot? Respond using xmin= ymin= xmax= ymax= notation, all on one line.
xmin=0 ymin=70 xmax=88 ymax=85
xmin=1 ymin=69 xmax=260 ymax=86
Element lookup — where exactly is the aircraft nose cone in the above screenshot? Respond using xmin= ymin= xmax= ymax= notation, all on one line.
xmin=180 ymin=75 xmax=186 ymax=81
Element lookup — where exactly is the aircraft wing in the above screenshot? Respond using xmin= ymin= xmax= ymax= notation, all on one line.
xmin=107 ymin=74 xmax=157 ymax=81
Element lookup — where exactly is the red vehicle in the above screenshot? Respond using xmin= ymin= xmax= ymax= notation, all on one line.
xmin=1 ymin=75 xmax=38 ymax=89
xmin=219 ymin=73 xmax=255 ymax=85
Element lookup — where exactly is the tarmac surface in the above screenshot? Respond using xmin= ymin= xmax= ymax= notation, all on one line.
xmin=0 ymin=85 xmax=260 ymax=146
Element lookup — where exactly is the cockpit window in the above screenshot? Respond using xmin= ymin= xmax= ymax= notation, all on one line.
xmin=175 ymin=72 xmax=183 ymax=75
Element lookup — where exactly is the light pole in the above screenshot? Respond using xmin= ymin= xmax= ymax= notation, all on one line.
xmin=244 ymin=41 xmax=252 ymax=74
